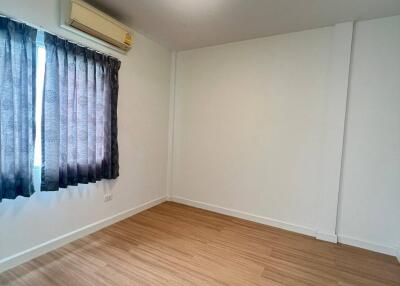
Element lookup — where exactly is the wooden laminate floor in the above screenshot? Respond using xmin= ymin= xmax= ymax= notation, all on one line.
xmin=1 ymin=202 xmax=399 ymax=286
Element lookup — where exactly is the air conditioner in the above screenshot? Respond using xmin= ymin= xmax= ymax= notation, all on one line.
xmin=63 ymin=0 xmax=133 ymax=51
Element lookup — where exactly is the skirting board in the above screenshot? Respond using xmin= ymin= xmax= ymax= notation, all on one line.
xmin=0 ymin=196 xmax=167 ymax=273
xmin=337 ymin=235 xmax=397 ymax=257
xmin=171 ymin=196 xmax=316 ymax=237
xmin=171 ymin=196 xmax=399 ymax=261
xmin=316 ymin=231 xmax=338 ymax=243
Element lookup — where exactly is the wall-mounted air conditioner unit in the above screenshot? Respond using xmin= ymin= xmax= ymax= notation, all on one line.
xmin=60 ymin=0 xmax=133 ymax=52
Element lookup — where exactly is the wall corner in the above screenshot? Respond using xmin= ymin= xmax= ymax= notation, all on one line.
xmin=166 ymin=51 xmax=177 ymax=200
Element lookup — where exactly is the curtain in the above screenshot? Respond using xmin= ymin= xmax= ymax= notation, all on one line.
xmin=41 ymin=33 xmax=120 ymax=192
xmin=0 ymin=17 xmax=37 ymax=202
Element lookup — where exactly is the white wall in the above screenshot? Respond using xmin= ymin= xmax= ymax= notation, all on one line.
xmin=337 ymin=15 xmax=400 ymax=254
xmin=171 ymin=16 xmax=400 ymax=257
xmin=172 ymin=27 xmax=333 ymax=234
xmin=0 ymin=0 xmax=171 ymax=268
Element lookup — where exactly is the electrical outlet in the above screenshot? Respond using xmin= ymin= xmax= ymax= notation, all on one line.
xmin=104 ymin=193 xmax=113 ymax=202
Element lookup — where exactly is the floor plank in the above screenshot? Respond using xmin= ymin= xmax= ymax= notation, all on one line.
xmin=1 ymin=202 xmax=399 ymax=285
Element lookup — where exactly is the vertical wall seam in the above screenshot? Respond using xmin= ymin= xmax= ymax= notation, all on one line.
xmin=315 ymin=22 xmax=354 ymax=243
xmin=335 ymin=22 xmax=356 ymax=235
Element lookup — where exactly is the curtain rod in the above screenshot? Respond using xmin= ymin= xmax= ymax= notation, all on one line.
xmin=0 ymin=13 xmax=122 ymax=61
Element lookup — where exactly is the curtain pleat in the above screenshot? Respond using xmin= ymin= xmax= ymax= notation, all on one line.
xmin=0 ymin=17 xmax=37 ymax=202
xmin=41 ymin=33 xmax=120 ymax=192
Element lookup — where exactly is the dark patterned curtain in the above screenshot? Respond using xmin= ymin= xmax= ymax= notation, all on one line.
xmin=0 ymin=17 xmax=37 ymax=202
xmin=41 ymin=33 xmax=120 ymax=192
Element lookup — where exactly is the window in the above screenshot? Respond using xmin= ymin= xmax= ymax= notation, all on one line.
xmin=0 ymin=16 xmax=120 ymax=202
xmin=34 ymin=32 xmax=46 ymax=168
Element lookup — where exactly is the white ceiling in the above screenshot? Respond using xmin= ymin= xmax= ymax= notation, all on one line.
xmin=87 ymin=0 xmax=400 ymax=50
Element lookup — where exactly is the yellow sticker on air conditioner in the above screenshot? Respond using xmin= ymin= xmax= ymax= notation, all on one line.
xmin=124 ymin=33 xmax=133 ymax=45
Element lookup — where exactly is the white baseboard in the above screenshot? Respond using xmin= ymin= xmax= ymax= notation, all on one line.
xmin=171 ymin=196 xmax=315 ymax=237
xmin=171 ymin=197 xmax=400 ymax=260
xmin=316 ymin=231 xmax=338 ymax=243
xmin=0 ymin=196 xmax=167 ymax=273
xmin=337 ymin=235 xmax=396 ymax=257
xmin=2 ymin=195 xmax=397 ymax=273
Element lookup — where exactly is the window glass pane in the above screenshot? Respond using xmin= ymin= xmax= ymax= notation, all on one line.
xmin=34 ymin=34 xmax=45 ymax=167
